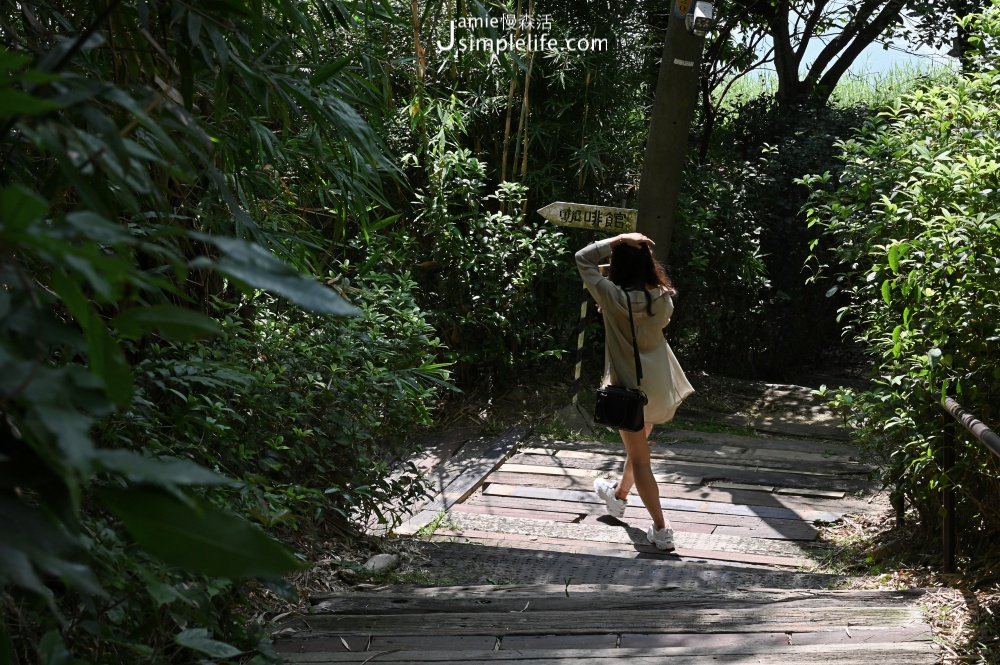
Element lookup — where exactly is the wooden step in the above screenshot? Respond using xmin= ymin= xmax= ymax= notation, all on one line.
xmin=279 ymin=642 xmax=936 ymax=664
xmin=461 ymin=493 xmax=821 ymax=540
xmin=481 ymin=484 xmax=844 ymax=523
xmin=507 ymin=451 xmax=872 ymax=493
xmin=423 ymin=530 xmax=816 ymax=568
xmin=279 ymin=604 xmax=922 ymax=636
xmin=491 ymin=463 xmax=872 ymax=514
xmin=523 ymin=440 xmax=872 ymax=476
xmin=308 ymin=587 xmax=932 ymax=614
xmin=652 ymin=429 xmax=860 ymax=457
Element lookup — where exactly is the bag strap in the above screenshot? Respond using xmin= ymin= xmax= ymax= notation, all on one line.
xmin=623 ymin=288 xmax=643 ymax=387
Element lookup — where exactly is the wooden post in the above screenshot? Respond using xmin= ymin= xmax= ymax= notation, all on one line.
xmin=635 ymin=0 xmax=711 ymax=265
xmin=942 ymin=420 xmax=956 ymax=573
xmin=571 ymin=287 xmax=589 ymax=406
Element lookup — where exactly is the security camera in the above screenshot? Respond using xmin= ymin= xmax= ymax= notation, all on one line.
xmin=686 ymin=1 xmax=714 ymax=37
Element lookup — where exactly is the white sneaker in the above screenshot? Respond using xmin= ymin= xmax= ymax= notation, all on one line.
xmin=593 ymin=478 xmax=627 ymax=518
xmin=647 ymin=525 xmax=675 ymax=551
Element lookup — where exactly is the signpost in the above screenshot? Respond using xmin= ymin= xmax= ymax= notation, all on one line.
xmin=537 ymin=201 xmax=636 ymax=427
xmin=537 ymin=201 xmax=637 ymax=233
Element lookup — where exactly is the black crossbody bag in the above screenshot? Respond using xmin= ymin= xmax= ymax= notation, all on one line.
xmin=593 ymin=288 xmax=647 ymax=432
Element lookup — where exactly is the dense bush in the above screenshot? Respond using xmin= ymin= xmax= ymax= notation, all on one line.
xmin=403 ymin=98 xmax=575 ymax=383
xmin=0 ymin=2 xmax=448 ymax=663
xmin=109 ymin=271 xmax=447 ymax=532
xmin=668 ymin=97 xmax=873 ymax=377
xmin=801 ymin=5 xmax=1000 ymax=552
xmin=668 ymin=160 xmax=771 ymax=373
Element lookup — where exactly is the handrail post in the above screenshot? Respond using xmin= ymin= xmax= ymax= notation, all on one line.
xmin=941 ymin=419 xmax=956 ymax=573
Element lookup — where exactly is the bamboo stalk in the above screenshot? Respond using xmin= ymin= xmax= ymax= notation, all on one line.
xmin=577 ymin=68 xmax=591 ymax=190
xmin=510 ymin=2 xmax=532 ymax=184
xmin=500 ymin=0 xmax=524 ymax=189
xmin=518 ymin=1 xmax=535 ymax=219
xmin=410 ymin=0 xmax=426 ymax=152
xmin=411 ymin=0 xmax=425 ymax=83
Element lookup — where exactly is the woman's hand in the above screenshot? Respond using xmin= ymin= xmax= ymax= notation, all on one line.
xmin=615 ymin=232 xmax=655 ymax=249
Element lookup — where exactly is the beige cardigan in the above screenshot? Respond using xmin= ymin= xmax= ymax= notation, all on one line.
xmin=576 ymin=239 xmax=694 ymax=424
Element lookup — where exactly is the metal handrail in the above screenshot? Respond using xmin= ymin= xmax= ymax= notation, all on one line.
xmin=939 ymin=397 xmax=1000 ymax=572
xmin=942 ymin=398 xmax=1000 ymax=459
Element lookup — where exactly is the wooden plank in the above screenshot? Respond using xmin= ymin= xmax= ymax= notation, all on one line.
xmin=279 ymin=605 xmax=924 ymax=636
xmin=710 ymin=481 xmax=776 ymax=492
xmin=281 ymin=642 xmax=937 ymax=664
xmin=275 ymin=636 xmax=368 ymax=654
xmin=425 ymin=512 xmax=828 ymax=559
xmin=620 ymin=632 xmax=789 ymax=648
xmin=539 ymin=440 xmax=869 ymax=474
xmin=424 ymin=529 xmax=688 ymax=561
xmin=752 ymin=418 xmax=852 ymax=441
xmin=484 ymin=483 xmax=844 ymax=523
xmin=427 ymin=531 xmax=816 ymax=568
xmin=787 ymin=625 xmax=933 ymax=644
xmin=410 ymin=427 xmax=480 ymax=473
xmin=282 ymin=647 xmax=936 ymax=664
xmin=463 ymin=493 xmax=822 ymax=536
xmin=498 ymin=462 xmax=702 ymax=486
xmin=447 ymin=503 xmax=582 ymax=523
xmin=577 ymin=515 xmax=717 ymax=534
xmin=421 ymin=426 xmax=531 ymax=513
xmin=650 ymin=429 xmax=860 ymax=456
xmin=711 ymin=524 xmax=820 ymax=540
xmin=530 ymin=442 xmax=869 ymax=476
xmin=371 ymin=428 xmax=482 ymax=535
xmin=487 ymin=470 xmax=872 ymax=515
xmin=395 ymin=509 xmax=439 ymax=536
xmin=511 ymin=451 xmax=872 ymax=492
xmin=308 ymin=588 xmax=933 ymax=612
xmin=369 ymin=635 xmax=497 ymax=651
xmin=283 ymin=653 xmax=934 ymax=664
xmin=775 ymin=487 xmax=847 ymax=499
xmin=500 ymin=635 xmax=617 ymax=650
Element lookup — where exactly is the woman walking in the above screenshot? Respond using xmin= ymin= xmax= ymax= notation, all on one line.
xmin=575 ymin=232 xmax=694 ymax=550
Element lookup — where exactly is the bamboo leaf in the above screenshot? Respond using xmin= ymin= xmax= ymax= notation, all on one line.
xmin=94 ymin=450 xmax=237 ymax=487
xmin=310 ymin=56 xmax=352 ymax=86
xmin=100 ymin=487 xmax=304 ymax=578
xmin=84 ymin=314 xmax=133 ymax=407
xmin=191 ymin=234 xmax=359 ymax=316
xmin=110 ymin=306 xmax=221 ymax=341
xmin=174 ymin=628 xmax=243 ymax=658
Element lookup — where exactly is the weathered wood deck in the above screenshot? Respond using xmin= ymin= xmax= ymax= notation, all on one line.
xmin=275 ymin=384 xmax=942 ymax=663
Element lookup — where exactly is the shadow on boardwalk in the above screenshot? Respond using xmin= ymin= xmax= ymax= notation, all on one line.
xmin=273 ymin=378 xmax=946 ymax=664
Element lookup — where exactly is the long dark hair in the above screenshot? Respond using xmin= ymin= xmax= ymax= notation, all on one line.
xmin=608 ymin=242 xmax=676 ymax=314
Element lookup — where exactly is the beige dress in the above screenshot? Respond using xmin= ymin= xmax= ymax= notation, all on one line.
xmin=576 ymin=239 xmax=694 ymax=424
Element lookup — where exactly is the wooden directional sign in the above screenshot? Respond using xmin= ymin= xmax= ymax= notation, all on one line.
xmin=537 ymin=201 xmax=637 ymax=233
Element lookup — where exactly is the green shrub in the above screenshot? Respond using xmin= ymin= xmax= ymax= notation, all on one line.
xmin=672 ymin=97 xmax=873 ymax=376
xmin=669 ymin=160 xmax=771 ymax=373
xmin=801 ymin=4 xmax=1000 ymax=550
xmin=405 ymin=98 xmax=574 ymax=383
xmin=109 ymin=270 xmax=448 ymax=532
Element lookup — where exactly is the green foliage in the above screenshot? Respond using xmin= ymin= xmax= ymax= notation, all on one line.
xmin=112 ymin=278 xmax=446 ymax=530
xmin=671 ymin=96 xmax=875 ymax=376
xmin=405 ymin=97 xmax=573 ymax=381
xmin=801 ymin=2 xmax=1000 ymax=552
xmin=0 ymin=1 xmax=450 ymax=663
xmin=669 ymin=159 xmax=771 ymax=373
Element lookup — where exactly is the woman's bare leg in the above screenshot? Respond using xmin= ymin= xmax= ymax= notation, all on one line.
xmin=615 ymin=424 xmax=665 ymax=530
xmin=615 ymin=422 xmax=654 ymax=498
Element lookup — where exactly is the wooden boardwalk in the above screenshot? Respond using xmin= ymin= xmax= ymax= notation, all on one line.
xmin=275 ymin=385 xmax=943 ymax=663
